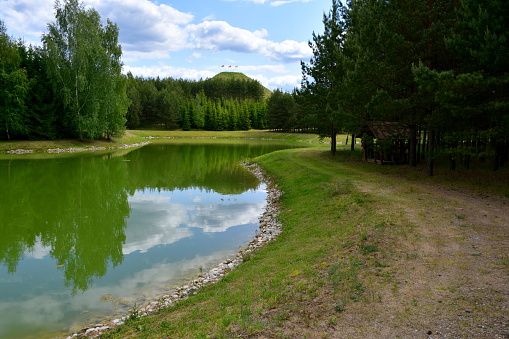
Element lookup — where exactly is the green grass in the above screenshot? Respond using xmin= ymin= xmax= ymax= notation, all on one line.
xmin=130 ymin=129 xmax=327 ymax=144
xmin=99 ymin=146 xmax=403 ymax=338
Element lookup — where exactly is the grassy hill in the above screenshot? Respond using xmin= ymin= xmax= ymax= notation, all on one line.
xmin=212 ymin=71 xmax=272 ymax=99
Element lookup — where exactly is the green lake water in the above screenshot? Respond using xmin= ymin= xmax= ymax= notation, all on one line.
xmin=0 ymin=141 xmax=296 ymax=339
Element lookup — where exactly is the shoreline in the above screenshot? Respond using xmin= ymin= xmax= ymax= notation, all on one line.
xmin=5 ymin=141 xmax=151 ymax=155
xmin=66 ymin=162 xmax=283 ymax=338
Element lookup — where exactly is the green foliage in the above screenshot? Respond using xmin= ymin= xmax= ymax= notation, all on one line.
xmin=43 ymin=0 xmax=127 ymax=140
xmin=123 ymin=75 xmax=268 ymax=131
xmin=267 ymin=89 xmax=296 ymax=131
xmin=0 ymin=21 xmax=30 ymax=140
xmin=413 ymin=0 xmax=509 ymax=169
xmin=19 ymin=45 xmax=61 ymax=139
xmin=203 ymin=72 xmax=268 ymax=101
xmin=299 ymin=0 xmax=358 ymax=154
xmin=298 ymin=0 xmax=508 ymax=172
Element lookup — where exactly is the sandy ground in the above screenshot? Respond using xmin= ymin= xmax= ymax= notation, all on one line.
xmin=333 ymin=178 xmax=509 ymax=338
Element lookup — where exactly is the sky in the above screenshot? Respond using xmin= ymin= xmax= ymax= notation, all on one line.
xmin=1 ymin=0 xmax=333 ymax=91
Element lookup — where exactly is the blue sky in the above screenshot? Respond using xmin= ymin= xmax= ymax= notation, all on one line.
xmin=1 ymin=0 xmax=332 ymax=91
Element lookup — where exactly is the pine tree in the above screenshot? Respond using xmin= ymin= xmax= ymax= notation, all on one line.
xmin=300 ymin=0 xmax=349 ymax=154
xmin=0 ymin=21 xmax=30 ymax=140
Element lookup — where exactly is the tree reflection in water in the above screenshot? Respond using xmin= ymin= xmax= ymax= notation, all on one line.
xmin=0 ymin=141 xmax=297 ymax=338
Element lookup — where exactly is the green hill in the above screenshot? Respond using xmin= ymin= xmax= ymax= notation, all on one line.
xmin=212 ymin=71 xmax=251 ymax=81
xmin=212 ymin=72 xmax=272 ymax=99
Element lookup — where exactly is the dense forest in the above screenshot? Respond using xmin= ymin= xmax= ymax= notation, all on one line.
xmin=293 ymin=0 xmax=509 ymax=174
xmin=124 ymin=73 xmax=269 ymax=131
xmin=1 ymin=0 xmax=508 ymax=174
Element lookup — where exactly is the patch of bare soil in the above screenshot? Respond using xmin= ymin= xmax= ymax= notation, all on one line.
xmin=335 ymin=179 xmax=509 ymax=338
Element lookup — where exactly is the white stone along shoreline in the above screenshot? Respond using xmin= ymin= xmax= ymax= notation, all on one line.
xmin=66 ymin=162 xmax=283 ymax=339
xmin=6 ymin=141 xmax=151 ymax=154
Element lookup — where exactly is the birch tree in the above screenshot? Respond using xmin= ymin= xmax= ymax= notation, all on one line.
xmin=43 ymin=0 xmax=127 ymax=140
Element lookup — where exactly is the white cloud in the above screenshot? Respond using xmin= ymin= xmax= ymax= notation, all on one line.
xmin=123 ymin=64 xmax=216 ymax=80
xmin=222 ymin=0 xmax=268 ymax=3
xmin=266 ymin=39 xmax=312 ymax=61
xmin=26 ymin=236 xmax=51 ymax=259
xmin=270 ymin=0 xmax=312 ymax=6
xmin=90 ymin=0 xmax=194 ymax=54
xmin=202 ymin=14 xmax=216 ymax=21
xmin=223 ymin=0 xmax=312 ymax=5
xmin=89 ymin=0 xmax=193 ymax=25
xmin=270 ymin=0 xmax=293 ymax=6
xmin=240 ymin=64 xmax=289 ymax=73
xmin=187 ymin=21 xmax=263 ymax=52
xmin=248 ymin=73 xmax=301 ymax=91
xmin=122 ymin=50 xmax=171 ymax=63
xmin=186 ymin=20 xmax=311 ymax=62
xmin=188 ymin=199 xmax=264 ymax=233
xmin=253 ymin=28 xmax=269 ymax=38
xmin=1 ymin=0 xmax=53 ymax=43
xmin=1 ymin=0 xmax=311 ymax=64
xmin=268 ymin=74 xmax=302 ymax=89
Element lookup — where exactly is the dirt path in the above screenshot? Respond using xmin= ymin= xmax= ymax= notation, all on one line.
xmin=336 ymin=173 xmax=509 ymax=338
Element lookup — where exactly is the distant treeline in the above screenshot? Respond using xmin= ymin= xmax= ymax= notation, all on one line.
xmin=125 ymin=74 xmax=269 ymax=131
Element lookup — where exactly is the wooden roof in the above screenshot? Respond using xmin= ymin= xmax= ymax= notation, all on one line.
xmin=367 ymin=121 xmax=412 ymax=140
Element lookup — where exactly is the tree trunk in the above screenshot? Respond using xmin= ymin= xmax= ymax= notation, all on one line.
xmin=450 ymin=155 xmax=456 ymax=170
xmin=409 ymin=124 xmax=417 ymax=166
xmin=350 ymin=134 xmax=356 ymax=152
xmin=494 ymin=140 xmax=502 ymax=171
xmin=421 ymin=128 xmax=427 ymax=161
xmin=5 ymin=121 xmax=10 ymax=141
xmin=331 ymin=124 xmax=337 ymax=155
xmin=416 ymin=125 xmax=421 ymax=163
xmin=426 ymin=129 xmax=435 ymax=176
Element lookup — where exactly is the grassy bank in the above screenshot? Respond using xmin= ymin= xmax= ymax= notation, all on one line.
xmin=130 ymin=129 xmax=324 ymax=144
xmin=98 ymin=146 xmax=392 ymax=338
xmin=0 ymin=131 xmax=146 ymax=153
xmin=0 ymin=130 xmax=325 ymax=154
xmin=96 ymin=141 xmax=509 ymax=338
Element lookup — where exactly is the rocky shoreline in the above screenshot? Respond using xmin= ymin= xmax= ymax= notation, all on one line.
xmin=66 ymin=162 xmax=283 ymax=339
xmin=6 ymin=142 xmax=151 ymax=154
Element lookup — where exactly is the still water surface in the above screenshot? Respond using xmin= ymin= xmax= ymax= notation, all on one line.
xmin=0 ymin=141 xmax=295 ymax=339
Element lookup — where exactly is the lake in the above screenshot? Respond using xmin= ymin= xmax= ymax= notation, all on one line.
xmin=0 ymin=140 xmax=296 ymax=339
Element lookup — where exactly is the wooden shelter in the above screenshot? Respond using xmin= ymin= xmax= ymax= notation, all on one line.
xmin=362 ymin=121 xmax=413 ymax=164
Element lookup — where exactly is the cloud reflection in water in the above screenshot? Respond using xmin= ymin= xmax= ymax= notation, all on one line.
xmin=123 ymin=185 xmax=267 ymax=254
